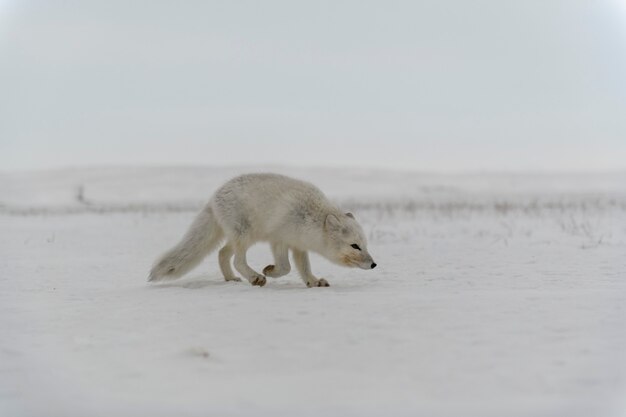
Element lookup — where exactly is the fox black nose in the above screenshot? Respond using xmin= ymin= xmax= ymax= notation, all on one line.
xmin=371 ymin=263 xmax=377 ymax=269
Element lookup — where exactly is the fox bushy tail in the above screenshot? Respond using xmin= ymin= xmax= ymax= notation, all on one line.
xmin=149 ymin=206 xmax=223 ymax=282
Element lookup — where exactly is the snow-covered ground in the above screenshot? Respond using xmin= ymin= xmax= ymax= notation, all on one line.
xmin=1 ymin=167 xmax=625 ymax=417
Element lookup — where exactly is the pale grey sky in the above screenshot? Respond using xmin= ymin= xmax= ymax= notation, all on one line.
xmin=1 ymin=0 xmax=626 ymax=172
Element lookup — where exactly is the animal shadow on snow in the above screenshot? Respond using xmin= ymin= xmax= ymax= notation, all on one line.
xmin=148 ymin=274 xmax=369 ymax=291
xmin=148 ymin=275 xmax=235 ymax=290
xmin=149 ymin=274 xmax=316 ymax=290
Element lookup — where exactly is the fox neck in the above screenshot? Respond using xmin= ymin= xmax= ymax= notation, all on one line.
xmin=292 ymin=219 xmax=326 ymax=253
xmin=302 ymin=209 xmax=343 ymax=259
xmin=288 ymin=208 xmax=339 ymax=257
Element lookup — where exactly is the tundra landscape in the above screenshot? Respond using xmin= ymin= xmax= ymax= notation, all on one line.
xmin=1 ymin=166 xmax=624 ymax=416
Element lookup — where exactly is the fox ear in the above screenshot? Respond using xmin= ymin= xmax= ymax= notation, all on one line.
xmin=325 ymin=214 xmax=341 ymax=231
xmin=345 ymin=212 xmax=355 ymax=219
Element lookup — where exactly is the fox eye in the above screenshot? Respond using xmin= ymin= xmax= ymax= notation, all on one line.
xmin=351 ymin=244 xmax=361 ymax=250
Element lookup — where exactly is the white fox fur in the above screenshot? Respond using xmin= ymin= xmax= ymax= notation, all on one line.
xmin=149 ymin=173 xmax=376 ymax=287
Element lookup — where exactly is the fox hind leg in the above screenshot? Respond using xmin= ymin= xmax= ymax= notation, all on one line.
xmin=233 ymin=243 xmax=266 ymax=287
xmin=263 ymin=243 xmax=291 ymax=278
xmin=218 ymin=243 xmax=241 ymax=282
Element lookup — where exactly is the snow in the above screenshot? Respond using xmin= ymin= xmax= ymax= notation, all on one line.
xmin=1 ymin=167 xmax=625 ymax=417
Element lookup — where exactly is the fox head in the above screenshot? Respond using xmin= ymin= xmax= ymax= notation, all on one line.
xmin=322 ymin=212 xmax=377 ymax=270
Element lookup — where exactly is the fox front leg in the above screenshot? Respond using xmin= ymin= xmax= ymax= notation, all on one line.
xmin=292 ymin=249 xmax=329 ymax=288
xmin=263 ymin=243 xmax=291 ymax=278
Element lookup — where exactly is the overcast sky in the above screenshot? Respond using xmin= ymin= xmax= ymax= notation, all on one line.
xmin=1 ymin=0 xmax=626 ymax=172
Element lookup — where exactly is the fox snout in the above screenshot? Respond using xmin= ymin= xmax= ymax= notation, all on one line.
xmin=359 ymin=260 xmax=377 ymax=270
xmin=364 ymin=253 xmax=376 ymax=270
xmin=342 ymin=253 xmax=377 ymax=270
xmin=356 ymin=255 xmax=377 ymax=270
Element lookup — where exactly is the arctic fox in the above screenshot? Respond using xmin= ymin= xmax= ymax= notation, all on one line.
xmin=149 ymin=173 xmax=376 ymax=287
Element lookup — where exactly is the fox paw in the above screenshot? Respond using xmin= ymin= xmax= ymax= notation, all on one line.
xmin=306 ymin=278 xmax=330 ymax=288
xmin=225 ymin=276 xmax=242 ymax=282
xmin=263 ymin=264 xmax=290 ymax=278
xmin=263 ymin=265 xmax=275 ymax=276
xmin=250 ymin=275 xmax=267 ymax=287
